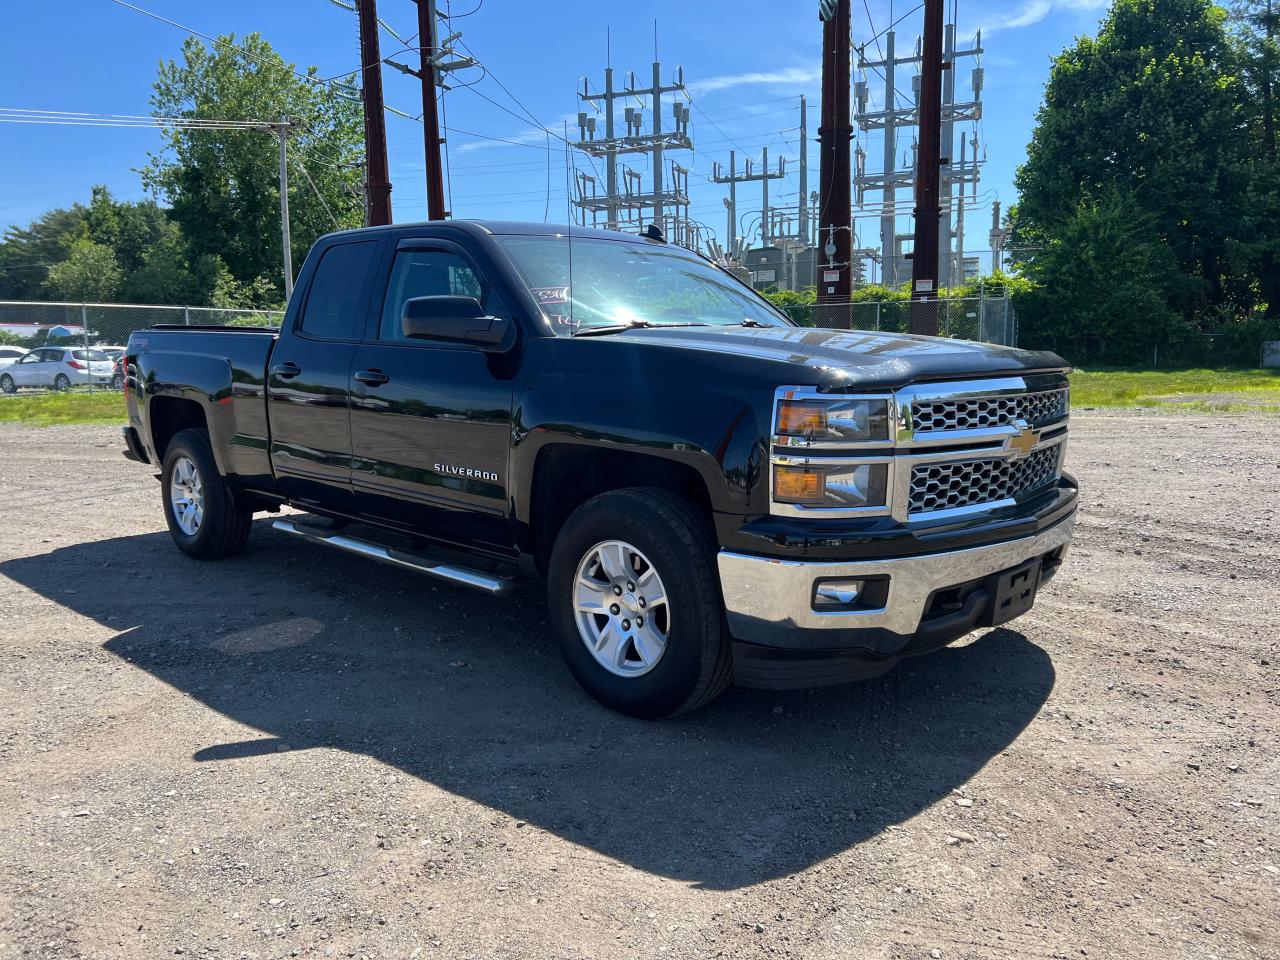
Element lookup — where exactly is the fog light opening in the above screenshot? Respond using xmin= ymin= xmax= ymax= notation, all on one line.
xmin=813 ymin=579 xmax=865 ymax=608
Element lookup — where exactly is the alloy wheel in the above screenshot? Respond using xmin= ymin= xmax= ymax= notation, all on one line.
xmin=573 ymin=539 xmax=671 ymax=677
xmin=169 ymin=455 xmax=205 ymax=536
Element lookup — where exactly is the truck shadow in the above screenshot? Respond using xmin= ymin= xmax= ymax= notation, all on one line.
xmin=2 ymin=521 xmax=1055 ymax=891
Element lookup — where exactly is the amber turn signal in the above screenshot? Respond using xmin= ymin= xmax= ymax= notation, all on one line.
xmin=774 ymin=465 xmax=824 ymax=502
xmin=776 ymin=401 xmax=827 ymax=437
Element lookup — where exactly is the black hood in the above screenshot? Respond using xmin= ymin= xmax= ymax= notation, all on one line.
xmin=603 ymin=325 xmax=1068 ymax=391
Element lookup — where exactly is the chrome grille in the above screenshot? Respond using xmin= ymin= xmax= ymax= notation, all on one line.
xmin=912 ymin=388 xmax=1068 ymax=434
xmin=910 ymin=446 xmax=1062 ymax=515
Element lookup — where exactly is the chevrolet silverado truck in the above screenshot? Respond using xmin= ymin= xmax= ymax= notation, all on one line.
xmin=121 ymin=221 xmax=1077 ymax=718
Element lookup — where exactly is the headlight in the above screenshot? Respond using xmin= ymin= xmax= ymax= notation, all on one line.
xmin=773 ymin=461 xmax=889 ymax=509
xmin=775 ymin=397 xmax=890 ymax=445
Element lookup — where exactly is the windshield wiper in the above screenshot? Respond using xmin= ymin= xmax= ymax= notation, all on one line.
xmin=572 ymin=321 xmax=710 ymax=338
xmin=737 ymin=318 xmax=771 ymax=328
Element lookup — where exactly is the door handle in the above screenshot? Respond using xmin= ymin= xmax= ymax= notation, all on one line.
xmin=354 ymin=368 xmax=390 ymax=386
xmin=271 ymin=361 xmax=302 ymax=379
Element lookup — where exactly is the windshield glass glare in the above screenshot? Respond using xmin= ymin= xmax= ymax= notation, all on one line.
xmin=495 ymin=235 xmax=791 ymax=335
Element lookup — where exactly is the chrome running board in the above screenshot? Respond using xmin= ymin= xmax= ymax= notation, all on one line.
xmin=271 ymin=519 xmax=514 ymax=598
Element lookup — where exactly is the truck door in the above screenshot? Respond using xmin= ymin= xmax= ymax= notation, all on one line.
xmin=267 ymin=237 xmax=380 ymax=514
xmin=348 ymin=238 xmax=514 ymax=551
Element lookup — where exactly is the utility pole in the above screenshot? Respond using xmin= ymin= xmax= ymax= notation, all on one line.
xmin=356 ymin=0 xmax=392 ymax=225
xmin=989 ymin=199 xmax=1005 ymax=272
xmin=572 ymin=56 xmax=693 ymax=242
xmin=712 ymin=148 xmax=784 ymax=246
xmin=798 ymin=95 xmax=810 ymax=249
xmin=415 ymin=0 xmax=446 ymax=219
xmin=855 ymin=23 xmax=982 ymax=291
xmin=909 ymin=0 xmax=944 ymax=334
xmin=722 ymin=151 xmax=737 ymax=246
xmin=275 ymin=119 xmax=294 ymax=300
xmin=816 ymin=0 xmax=852 ymax=306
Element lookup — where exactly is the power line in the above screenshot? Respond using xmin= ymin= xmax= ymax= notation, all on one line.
xmin=107 ymin=0 xmax=351 ymax=96
xmin=0 ymin=108 xmax=286 ymax=130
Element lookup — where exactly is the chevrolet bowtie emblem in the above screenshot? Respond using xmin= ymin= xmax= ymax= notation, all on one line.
xmin=1007 ymin=424 xmax=1040 ymax=459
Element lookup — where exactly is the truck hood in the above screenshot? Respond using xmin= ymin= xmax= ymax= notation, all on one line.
xmin=606 ymin=325 xmax=1067 ymax=390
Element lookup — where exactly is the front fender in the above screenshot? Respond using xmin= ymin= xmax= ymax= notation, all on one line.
xmin=511 ymin=362 xmax=770 ymax=529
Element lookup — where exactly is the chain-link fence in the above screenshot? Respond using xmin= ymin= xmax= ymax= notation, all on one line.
xmin=0 ymin=300 xmax=283 ymax=394
xmin=776 ymin=295 xmax=1018 ymax=346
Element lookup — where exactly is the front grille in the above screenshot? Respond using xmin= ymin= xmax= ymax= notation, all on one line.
xmin=909 ymin=445 xmax=1062 ymax=515
xmin=912 ymin=387 xmax=1068 ymax=434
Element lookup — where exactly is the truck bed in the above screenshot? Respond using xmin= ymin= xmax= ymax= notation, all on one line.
xmin=125 ymin=325 xmax=280 ymax=492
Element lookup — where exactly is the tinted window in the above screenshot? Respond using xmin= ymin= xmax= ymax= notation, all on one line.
xmin=299 ymin=240 xmax=378 ymax=340
xmin=378 ymin=249 xmax=485 ymax=341
xmin=72 ymin=349 xmax=109 ymax=361
xmin=0 ymin=349 xmax=23 ymax=359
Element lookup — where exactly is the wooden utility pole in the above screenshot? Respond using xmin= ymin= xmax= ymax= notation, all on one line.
xmin=909 ymin=0 xmax=945 ymax=334
xmin=815 ymin=0 xmax=853 ymax=311
xmin=416 ymin=0 xmax=447 ymax=219
xmin=356 ymin=0 xmax=393 ymax=225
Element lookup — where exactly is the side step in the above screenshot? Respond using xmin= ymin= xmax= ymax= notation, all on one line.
xmin=271 ymin=519 xmax=514 ymax=598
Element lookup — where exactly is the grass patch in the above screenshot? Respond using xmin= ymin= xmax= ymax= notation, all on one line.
xmin=1069 ymin=369 xmax=1280 ymax=413
xmin=0 ymin=390 xmax=126 ymax=426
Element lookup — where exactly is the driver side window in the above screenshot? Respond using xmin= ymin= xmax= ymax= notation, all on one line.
xmin=378 ymin=250 xmax=488 ymax=342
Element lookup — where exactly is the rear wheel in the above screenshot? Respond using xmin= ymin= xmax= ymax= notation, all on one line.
xmin=547 ymin=488 xmax=734 ymax=718
xmin=53 ymin=373 xmax=71 ymax=391
xmin=110 ymin=372 xmax=124 ymax=390
xmin=161 ymin=428 xmax=253 ymax=559
xmin=0 ymin=374 xmax=14 ymax=394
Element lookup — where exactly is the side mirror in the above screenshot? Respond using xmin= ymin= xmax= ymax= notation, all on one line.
xmin=401 ymin=296 xmax=510 ymax=349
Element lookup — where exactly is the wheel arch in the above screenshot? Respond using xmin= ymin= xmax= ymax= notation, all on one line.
xmin=523 ymin=442 xmax=716 ymax=574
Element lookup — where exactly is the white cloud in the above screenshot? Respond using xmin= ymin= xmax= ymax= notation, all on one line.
xmin=979 ymin=0 xmax=1107 ymax=36
xmin=687 ymin=66 xmax=821 ymax=97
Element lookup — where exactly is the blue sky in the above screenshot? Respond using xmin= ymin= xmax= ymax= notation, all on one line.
xmin=0 ymin=0 xmax=1112 ymax=270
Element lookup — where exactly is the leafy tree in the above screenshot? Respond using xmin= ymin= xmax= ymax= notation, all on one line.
xmin=143 ymin=33 xmax=364 ymax=300
xmin=1018 ymin=190 xmax=1184 ymax=362
xmin=1232 ymin=1 xmax=1280 ymax=316
xmin=0 ymin=206 xmax=87 ymax=299
xmin=44 ymin=237 xmax=124 ymax=302
xmin=1013 ymin=0 xmax=1248 ymax=318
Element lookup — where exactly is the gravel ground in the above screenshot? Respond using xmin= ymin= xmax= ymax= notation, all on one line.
xmin=0 ymin=414 xmax=1276 ymax=960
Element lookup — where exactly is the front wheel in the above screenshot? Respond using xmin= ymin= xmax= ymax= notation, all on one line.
xmin=53 ymin=373 xmax=71 ymax=391
xmin=0 ymin=374 xmax=14 ymax=394
xmin=546 ymin=488 xmax=733 ymax=718
xmin=161 ymin=428 xmax=253 ymax=559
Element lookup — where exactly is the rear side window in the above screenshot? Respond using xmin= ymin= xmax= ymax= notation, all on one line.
xmin=299 ymin=240 xmax=378 ymax=340
xmin=72 ymin=349 xmax=109 ymax=361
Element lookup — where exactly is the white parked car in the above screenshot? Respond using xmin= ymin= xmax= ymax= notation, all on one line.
xmin=0 ymin=347 xmax=28 ymax=371
xmin=0 ymin=346 xmax=114 ymax=392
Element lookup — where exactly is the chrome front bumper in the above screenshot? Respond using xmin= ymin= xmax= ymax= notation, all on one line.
xmin=717 ymin=513 xmax=1075 ymax=647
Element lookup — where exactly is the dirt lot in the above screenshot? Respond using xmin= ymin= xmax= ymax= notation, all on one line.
xmin=0 ymin=414 xmax=1276 ymax=960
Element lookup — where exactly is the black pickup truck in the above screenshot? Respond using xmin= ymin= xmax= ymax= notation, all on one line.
xmin=121 ymin=220 xmax=1077 ymax=717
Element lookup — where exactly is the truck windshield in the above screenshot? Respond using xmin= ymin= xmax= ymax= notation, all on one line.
xmin=495 ymin=235 xmax=791 ymax=336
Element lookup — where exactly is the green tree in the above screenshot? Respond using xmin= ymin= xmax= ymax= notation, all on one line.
xmin=1232 ymin=1 xmax=1280 ymax=316
xmin=1018 ymin=190 xmax=1184 ymax=362
xmin=0 ymin=205 xmax=87 ymax=299
xmin=1013 ymin=0 xmax=1248 ymax=319
xmin=44 ymin=237 xmax=124 ymax=302
xmin=143 ymin=33 xmax=364 ymax=300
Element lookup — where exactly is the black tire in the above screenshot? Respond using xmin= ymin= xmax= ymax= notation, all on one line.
xmin=161 ymin=428 xmax=253 ymax=560
xmin=53 ymin=373 xmax=71 ymax=391
xmin=110 ymin=373 xmax=124 ymax=391
xmin=0 ymin=374 xmax=14 ymax=394
xmin=546 ymin=487 xmax=734 ymax=718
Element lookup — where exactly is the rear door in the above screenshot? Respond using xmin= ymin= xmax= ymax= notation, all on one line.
xmin=348 ymin=237 xmax=515 ymax=550
xmin=267 ymin=237 xmax=381 ymax=514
